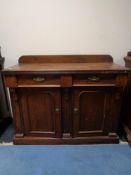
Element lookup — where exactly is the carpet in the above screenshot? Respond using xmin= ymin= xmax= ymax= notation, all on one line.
xmin=0 ymin=124 xmax=14 ymax=144
xmin=0 ymin=144 xmax=131 ymax=175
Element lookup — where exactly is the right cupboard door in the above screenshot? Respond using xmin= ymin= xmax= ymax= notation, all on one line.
xmin=72 ymin=87 xmax=123 ymax=138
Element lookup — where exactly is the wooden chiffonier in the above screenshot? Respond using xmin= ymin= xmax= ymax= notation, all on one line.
xmin=2 ymin=55 xmax=130 ymax=144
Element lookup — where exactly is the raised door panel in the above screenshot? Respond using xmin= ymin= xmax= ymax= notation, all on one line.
xmin=18 ymin=88 xmax=61 ymax=138
xmin=72 ymin=87 xmax=122 ymax=137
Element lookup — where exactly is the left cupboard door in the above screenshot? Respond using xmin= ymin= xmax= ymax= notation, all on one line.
xmin=17 ymin=88 xmax=62 ymax=138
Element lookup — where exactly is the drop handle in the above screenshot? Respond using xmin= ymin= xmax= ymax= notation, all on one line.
xmin=74 ymin=108 xmax=79 ymax=112
xmin=88 ymin=76 xmax=100 ymax=81
xmin=55 ymin=108 xmax=60 ymax=112
xmin=33 ymin=77 xmax=45 ymax=82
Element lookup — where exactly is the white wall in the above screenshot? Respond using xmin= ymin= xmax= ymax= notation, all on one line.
xmin=0 ymin=0 xmax=131 ymax=67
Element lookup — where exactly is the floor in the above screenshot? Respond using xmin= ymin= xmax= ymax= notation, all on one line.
xmin=0 ymin=144 xmax=131 ymax=175
xmin=0 ymin=124 xmax=14 ymax=145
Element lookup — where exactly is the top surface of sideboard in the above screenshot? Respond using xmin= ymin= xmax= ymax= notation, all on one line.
xmin=3 ymin=55 xmax=130 ymax=75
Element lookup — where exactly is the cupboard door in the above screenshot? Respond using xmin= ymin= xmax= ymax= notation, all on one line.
xmin=18 ymin=88 xmax=61 ymax=138
xmin=72 ymin=87 xmax=122 ymax=137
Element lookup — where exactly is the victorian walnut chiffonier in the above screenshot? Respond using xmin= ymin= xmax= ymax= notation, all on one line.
xmin=2 ymin=55 xmax=130 ymax=144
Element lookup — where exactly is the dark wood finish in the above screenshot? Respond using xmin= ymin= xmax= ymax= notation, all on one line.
xmin=20 ymin=88 xmax=61 ymax=137
xmin=72 ymin=87 xmax=123 ymax=138
xmin=17 ymin=75 xmax=60 ymax=87
xmin=13 ymin=136 xmax=119 ymax=145
xmin=128 ymin=51 xmax=131 ymax=56
xmin=124 ymin=55 xmax=131 ymax=67
xmin=124 ymin=52 xmax=131 ymax=145
xmin=4 ymin=62 xmax=128 ymax=74
xmin=0 ymin=47 xmax=12 ymax=134
xmin=19 ymin=55 xmax=113 ymax=63
xmin=3 ymin=55 xmax=130 ymax=144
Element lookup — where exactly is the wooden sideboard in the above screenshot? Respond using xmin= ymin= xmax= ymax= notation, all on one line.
xmin=124 ymin=52 xmax=131 ymax=145
xmin=2 ymin=55 xmax=130 ymax=144
xmin=0 ymin=49 xmax=12 ymax=134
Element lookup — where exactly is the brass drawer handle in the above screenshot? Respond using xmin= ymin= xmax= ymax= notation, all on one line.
xmin=55 ymin=108 xmax=60 ymax=112
xmin=88 ymin=76 xmax=100 ymax=81
xmin=33 ymin=77 xmax=45 ymax=82
xmin=74 ymin=108 xmax=79 ymax=112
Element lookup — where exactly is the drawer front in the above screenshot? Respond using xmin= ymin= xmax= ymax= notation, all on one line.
xmin=17 ymin=75 xmax=60 ymax=86
xmin=4 ymin=74 xmax=127 ymax=88
xmin=73 ymin=74 xmax=117 ymax=86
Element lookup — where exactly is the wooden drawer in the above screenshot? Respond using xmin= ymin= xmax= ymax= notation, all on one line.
xmin=73 ymin=74 xmax=117 ymax=86
xmin=17 ymin=75 xmax=60 ymax=87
